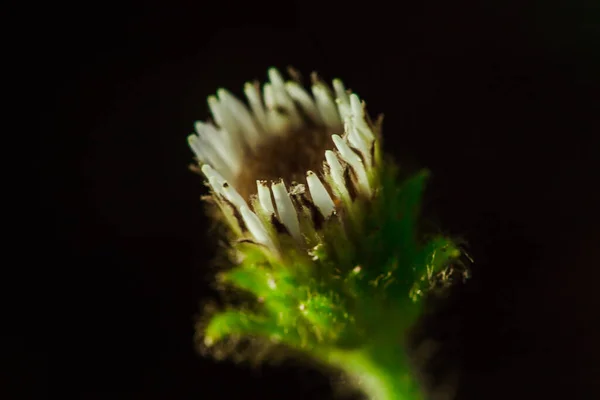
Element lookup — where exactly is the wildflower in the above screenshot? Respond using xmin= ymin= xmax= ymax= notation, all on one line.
xmin=189 ymin=68 xmax=377 ymax=250
xmin=188 ymin=68 xmax=465 ymax=400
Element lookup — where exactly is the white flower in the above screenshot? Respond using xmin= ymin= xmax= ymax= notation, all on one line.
xmin=188 ymin=68 xmax=379 ymax=251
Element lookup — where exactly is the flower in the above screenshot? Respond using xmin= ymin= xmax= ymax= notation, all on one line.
xmin=188 ymin=67 xmax=379 ymax=253
xmin=188 ymin=67 xmax=465 ymax=400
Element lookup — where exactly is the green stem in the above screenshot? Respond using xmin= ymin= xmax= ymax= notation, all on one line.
xmin=327 ymin=345 xmax=424 ymax=400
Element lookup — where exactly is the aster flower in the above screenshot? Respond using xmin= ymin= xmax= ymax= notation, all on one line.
xmin=188 ymin=68 xmax=466 ymax=400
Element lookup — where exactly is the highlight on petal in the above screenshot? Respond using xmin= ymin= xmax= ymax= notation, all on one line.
xmin=306 ymin=171 xmax=335 ymax=218
xmin=285 ymin=81 xmax=322 ymax=124
xmin=240 ymin=205 xmax=275 ymax=249
xmin=312 ymin=83 xmax=341 ymax=130
xmin=271 ymin=180 xmax=302 ymax=241
xmin=344 ymin=118 xmax=371 ymax=168
xmin=333 ymin=79 xmax=352 ymax=122
xmin=350 ymin=93 xmax=375 ymax=141
xmin=194 ymin=121 xmax=241 ymax=174
xmin=267 ymin=67 xmax=286 ymax=89
xmin=257 ymin=180 xmax=275 ymax=215
xmin=216 ymin=88 xmax=262 ymax=146
xmin=188 ymin=134 xmax=225 ymax=173
xmin=332 ymin=134 xmax=372 ymax=197
xmin=207 ymin=95 xmax=240 ymax=142
xmin=325 ymin=150 xmax=351 ymax=203
xmin=202 ymin=164 xmax=226 ymax=194
xmin=221 ymin=181 xmax=247 ymax=210
xmin=333 ymin=79 xmax=349 ymax=107
xmin=243 ymin=82 xmax=268 ymax=132
xmin=263 ymin=83 xmax=293 ymax=134
xmin=267 ymin=68 xmax=302 ymax=128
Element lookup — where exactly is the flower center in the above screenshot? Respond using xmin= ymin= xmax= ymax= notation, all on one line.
xmin=234 ymin=126 xmax=338 ymax=201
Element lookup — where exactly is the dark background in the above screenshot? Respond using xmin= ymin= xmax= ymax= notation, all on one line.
xmin=37 ymin=0 xmax=599 ymax=398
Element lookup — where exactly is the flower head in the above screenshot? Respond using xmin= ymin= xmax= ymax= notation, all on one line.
xmin=189 ymin=68 xmax=378 ymax=252
xmin=188 ymin=67 xmax=466 ymax=400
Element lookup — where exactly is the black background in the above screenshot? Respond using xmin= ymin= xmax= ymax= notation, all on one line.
xmin=37 ymin=0 xmax=599 ymax=398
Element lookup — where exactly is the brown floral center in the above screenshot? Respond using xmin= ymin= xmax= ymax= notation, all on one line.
xmin=234 ymin=126 xmax=339 ymax=201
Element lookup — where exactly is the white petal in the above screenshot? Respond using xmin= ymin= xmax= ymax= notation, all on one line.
xmin=312 ymin=84 xmax=342 ymax=130
xmin=333 ymin=78 xmax=351 ymax=121
xmin=325 ymin=150 xmax=350 ymax=201
xmin=202 ymin=164 xmax=228 ymax=197
xmin=263 ymin=84 xmax=286 ymax=133
xmin=263 ymin=82 xmax=293 ymax=134
xmin=217 ymin=88 xmax=262 ymax=146
xmin=267 ymin=69 xmax=302 ymax=129
xmin=350 ymin=93 xmax=374 ymax=141
xmin=207 ymin=96 xmax=240 ymax=140
xmin=306 ymin=171 xmax=336 ymax=217
xmin=350 ymin=93 xmax=363 ymax=119
xmin=194 ymin=121 xmax=241 ymax=173
xmin=344 ymin=117 xmax=371 ymax=168
xmin=285 ymin=81 xmax=322 ymax=124
xmin=202 ymin=165 xmax=246 ymax=210
xmin=332 ymin=135 xmax=371 ymax=196
xmin=257 ymin=180 xmax=275 ymax=215
xmin=207 ymin=176 xmax=225 ymax=197
xmin=333 ymin=79 xmax=349 ymax=106
xmin=187 ymin=133 xmax=208 ymax=161
xmin=221 ymin=181 xmax=247 ymax=210
xmin=202 ymin=164 xmax=225 ymax=185
xmin=240 ymin=205 xmax=275 ymax=249
xmin=336 ymin=98 xmax=352 ymax=122
xmin=263 ymin=83 xmax=276 ymax=110
xmin=268 ymin=67 xmax=286 ymax=89
xmin=268 ymin=69 xmax=295 ymax=110
xmin=271 ymin=181 xmax=302 ymax=241
xmin=187 ymin=134 xmax=233 ymax=181
xmin=244 ymin=82 xmax=268 ymax=131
